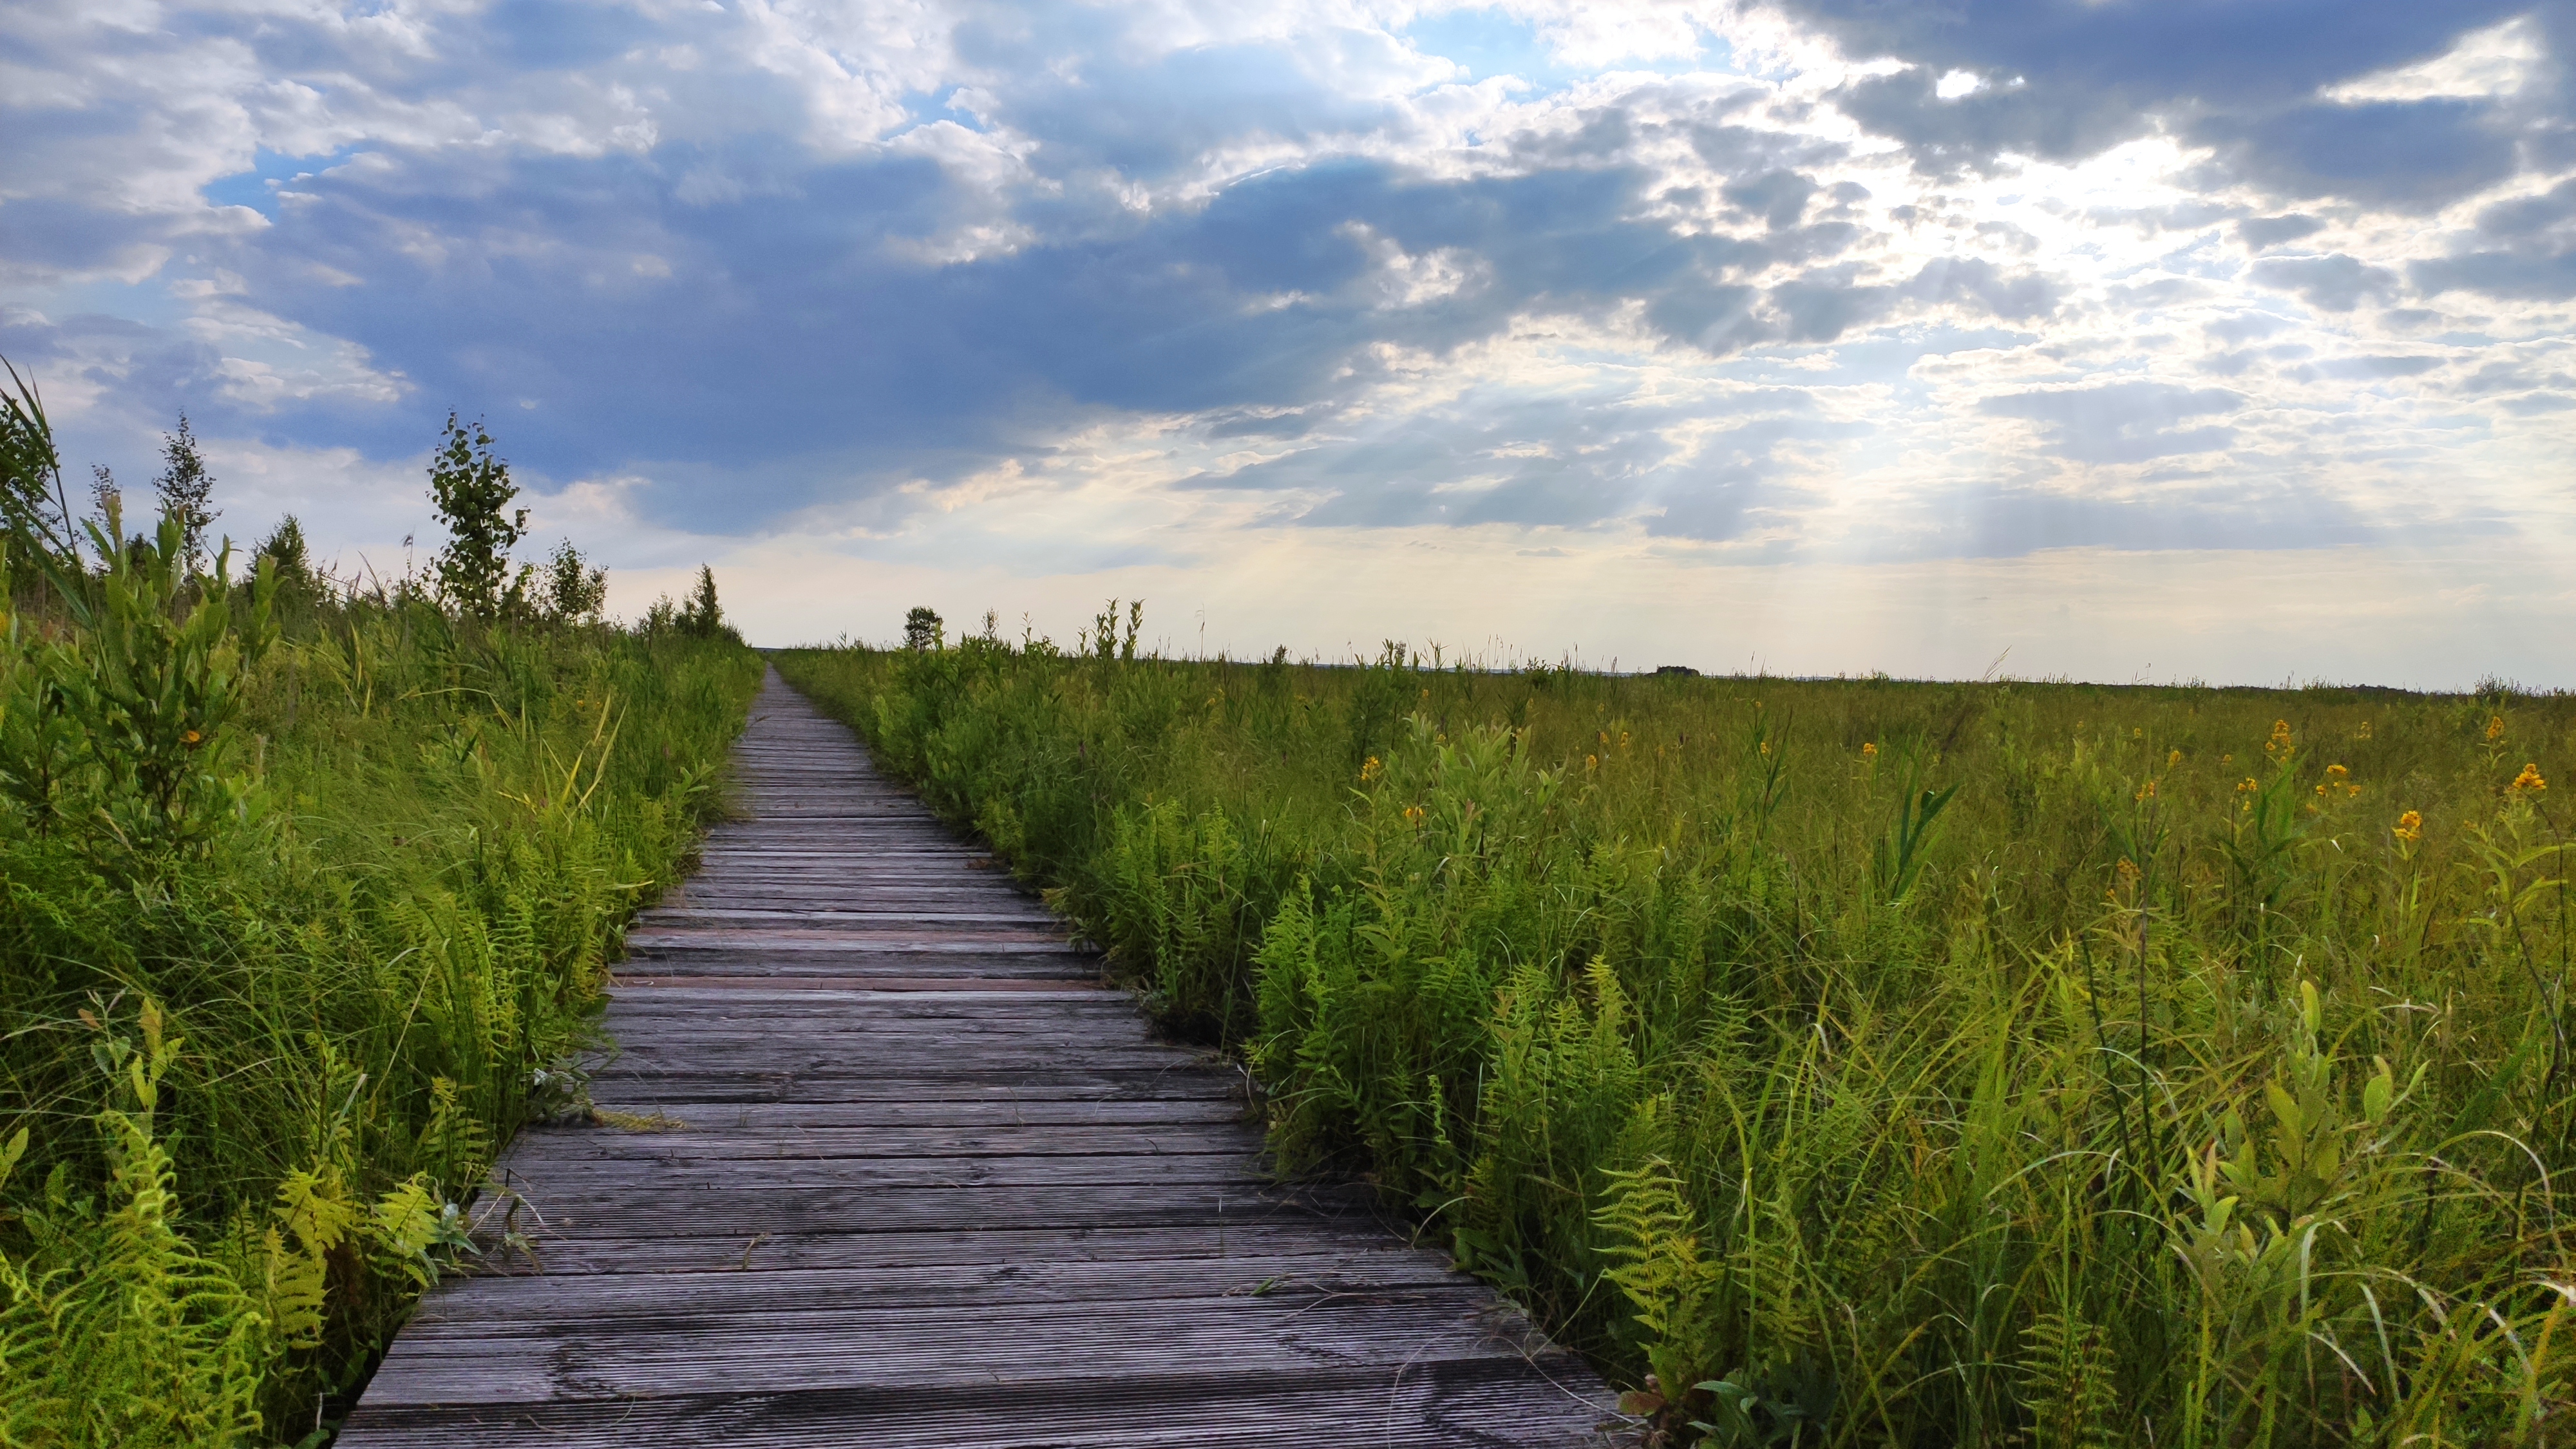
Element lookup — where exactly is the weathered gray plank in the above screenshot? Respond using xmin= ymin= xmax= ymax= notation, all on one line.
xmin=334 ymin=667 xmax=1622 ymax=1449
xmin=328 ymin=1361 xmax=1616 ymax=1448
xmin=477 ymin=1220 xmax=1423 ymax=1276
xmin=408 ymin=1249 xmax=1480 ymax=1323
xmin=558 ymin=1098 xmax=1252 ymax=1130
xmin=361 ymin=1292 xmax=1576 ymax=1403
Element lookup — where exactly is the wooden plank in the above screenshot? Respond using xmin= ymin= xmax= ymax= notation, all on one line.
xmin=409 ymin=1249 xmax=1481 ymax=1323
xmin=333 ymin=667 xmax=1623 ymax=1449
xmin=475 ymin=1220 xmax=1425 ymax=1276
xmin=482 ymin=1151 xmax=1271 ymax=1192
xmin=332 ymin=1362 xmax=1616 ymax=1448
xmin=607 ymin=973 xmax=1106 ymax=991
xmin=504 ymin=1122 xmax=1260 ymax=1160
xmin=359 ymin=1292 xmax=1573 ymax=1403
xmin=612 ymin=953 xmax=1098 ymax=979
xmin=553 ymin=1099 xmax=1254 ymax=1130
xmin=584 ymin=1069 xmax=1252 ymax=1105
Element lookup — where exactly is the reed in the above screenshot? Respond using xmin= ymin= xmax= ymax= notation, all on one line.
xmin=0 ymin=375 xmax=762 ymax=1444
xmin=780 ymin=629 xmax=2575 ymax=1448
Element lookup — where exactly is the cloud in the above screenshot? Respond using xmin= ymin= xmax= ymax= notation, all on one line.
xmin=2199 ymin=99 xmax=2518 ymax=212
xmin=1979 ymin=381 xmax=2243 ymax=464
xmin=1 ymin=0 xmax=2572 ymax=681
xmin=2246 ymin=254 xmax=2402 ymax=312
xmin=1938 ymin=480 xmax=2378 ymax=557
xmin=2409 ymin=176 xmax=2576 ymax=299
xmin=1777 ymin=0 xmax=2539 ymax=202
xmin=2237 ymin=214 xmax=2324 ymax=249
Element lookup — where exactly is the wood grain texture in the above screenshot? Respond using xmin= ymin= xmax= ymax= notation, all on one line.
xmin=334 ymin=667 xmax=1625 ymax=1448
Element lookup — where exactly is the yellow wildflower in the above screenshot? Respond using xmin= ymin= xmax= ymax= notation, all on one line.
xmin=2393 ymin=810 xmax=2423 ymax=844
xmin=1401 ymin=804 xmax=1426 ymax=826
xmin=1586 ymin=753 xmax=1600 ymax=772
xmin=2136 ymin=779 xmax=2157 ymax=802
xmin=2236 ymin=777 xmax=2260 ymax=793
xmin=2511 ymin=762 xmax=2547 ymax=793
xmin=1359 ymin=756 xmax=1381 ymax=782
xmin=2167 ymin=748 xmax=2182 ymax=768
xmin=2487 ymin=715 xmax=2507 ymax=743
xmin=2325 ymin=763 xmax=2349 ymax=779
xmin=181 ymin=729 xmax=202 ymax=747
xmin=1861 ymin=742 xmax=1878 ymax=759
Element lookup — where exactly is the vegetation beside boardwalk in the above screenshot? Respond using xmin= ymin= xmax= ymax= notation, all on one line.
xmin=0 ymin=368 xmax=762 ymax=1445
xmin=781 ymin=614 xmax=2576 ymax=1448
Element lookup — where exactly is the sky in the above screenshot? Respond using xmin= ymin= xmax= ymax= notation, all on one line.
xmin=4 ymin=0 xmax=2575 ymax=686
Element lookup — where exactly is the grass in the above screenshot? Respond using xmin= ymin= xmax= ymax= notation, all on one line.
xmin=778 ymin=626 xmax=2576 ymax=1448
xmin=0 ymin=558 xmax=761 ymax=1444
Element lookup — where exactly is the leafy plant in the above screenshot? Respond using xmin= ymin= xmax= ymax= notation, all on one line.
xmin=777 ymin=634 xmax=2576 ymax=1446
xmin=150 ymin=413 xmax=219 ymax=574
xmin=541 ymin=539 xmax=608 ymax=625
xmin=426 ymin=413 xmax=526 ymax=620
xmin=904 ymin=605 xmax=943 ymax=651
xmin=48 ymin=498 xmax=278 ymax=857
xmin=0 ymin=363 xmax=764 ymax=1439
xmin=681 ymin=565 xmax=722 ymax=636
xmin=1874 ymin=761 xmax=1960 ymax=904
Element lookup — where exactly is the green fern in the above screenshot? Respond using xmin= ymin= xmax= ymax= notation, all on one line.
xmin=417 ymin=1075 xmax=493 ymax=1193
xmin=2020 ymin=1309 xmax=2119 ymax=1449
xmin=1 ymin=1004 xmax=275 ymax=1448
xmin=1595 ymin=1153 xmax=1719 ymax=1408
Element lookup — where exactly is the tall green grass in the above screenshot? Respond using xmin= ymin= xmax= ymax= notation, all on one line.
xmin=0 ymin=539 xmax=761 ymax=1444
xmin=779 ymin=630 xmax=2576 ymax=1448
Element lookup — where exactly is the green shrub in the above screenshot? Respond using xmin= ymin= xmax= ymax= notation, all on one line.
xmin=0 ymin=371 xmax=763 ymax=1443
xmin=779 ymin=638 xmax=2576 ymax=1447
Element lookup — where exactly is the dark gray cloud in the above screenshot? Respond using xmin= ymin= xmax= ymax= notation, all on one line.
xmin=1721 ymin=169 xmax=1819 ymax=229
xmin=1642 ymin=415 xmax=1854 ymax=541
xmin=1223 ymin=391 xmax=1694 ymax=530
xmin=1779 ymin=0 xmax=2539 ymax=209
xmin=2203 ymin=99 xmax=2520 ymax=211
xmin=2313 ymin=354 xmax=2443 ymax=378
xmin=1175 ymin=391 xmax=1846 ymax=540
xmin=2238 ymin=214 xmax=2325 ymax=249
xmin=2247 ymin=254 xmax=2403 ymax=311
xmin=5 ymin=108 xmax=2066 ymax=536
xmin=1980 ymin=381 xmax=2244 ymax=463
xmin=2204 ymin=310 xmax=2298 ymax=346
xmin=1930 ymin=480 xmax=2382 ymax=557
xmin=2412 ymin=176 xmax=2576 ymax=299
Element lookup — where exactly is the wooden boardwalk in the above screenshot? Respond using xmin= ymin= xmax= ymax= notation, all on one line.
xmin=336 ymin=669 xmax=1618 ymax=1448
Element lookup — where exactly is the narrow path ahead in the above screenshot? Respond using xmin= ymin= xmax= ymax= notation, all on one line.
xmin=337 ymin=668 xmax=1618 ymax=1448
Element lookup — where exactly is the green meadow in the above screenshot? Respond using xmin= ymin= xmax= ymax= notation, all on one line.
xmin=7 ymin=343 xmax=2571 ymax=1447
xmin=780 ymin=616 xmax=2576 ymax=1448
xmin=0 ymin=377 xmax=762 ymax=1444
